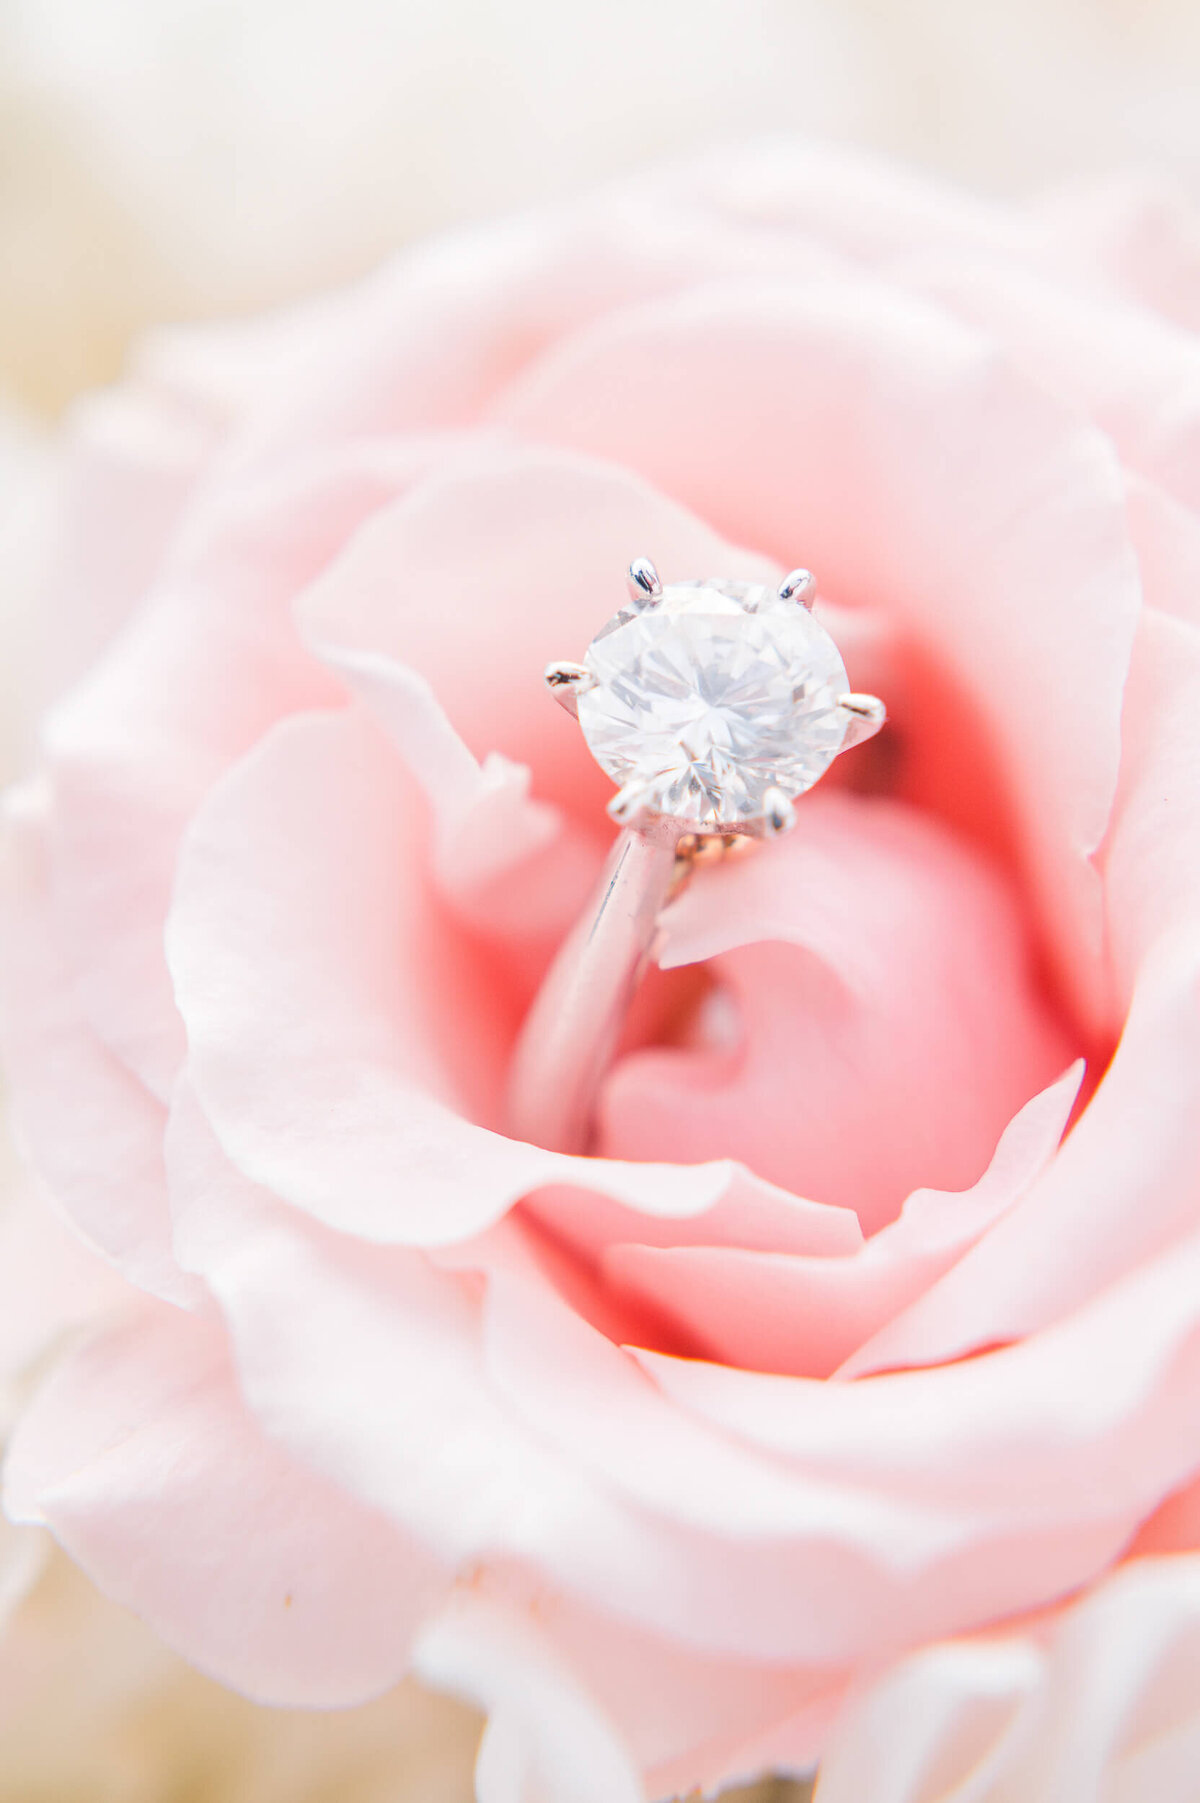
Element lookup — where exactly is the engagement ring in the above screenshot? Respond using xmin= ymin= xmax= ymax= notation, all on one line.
xmin=507 ymin=558 xmax=886 ymax=1154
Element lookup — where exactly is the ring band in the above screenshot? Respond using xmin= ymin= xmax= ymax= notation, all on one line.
xmin=506 ymin=559 xmax=885 ymax=1155
xmin=507 ymin=820 xmax=685 ymax=1154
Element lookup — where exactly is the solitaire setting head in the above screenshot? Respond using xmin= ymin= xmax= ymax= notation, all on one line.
xmin=545 ymin=559 xmax=885 ymax=838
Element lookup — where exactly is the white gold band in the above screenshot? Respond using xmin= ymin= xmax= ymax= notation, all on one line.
xmin=506 ymin=823 xmax=683 ymax=1155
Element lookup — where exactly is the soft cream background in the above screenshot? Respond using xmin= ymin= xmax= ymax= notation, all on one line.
xmin=1 ymin=2 xmax=1199 ymax=1799
xmin=3 ymin=0 xmax=1200 ymax=416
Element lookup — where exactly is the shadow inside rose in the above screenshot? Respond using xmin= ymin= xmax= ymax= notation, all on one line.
xmin=335 ymin=502 xmax=1089 ymax=1379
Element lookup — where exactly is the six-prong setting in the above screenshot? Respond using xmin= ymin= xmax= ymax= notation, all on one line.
xmin=626 ymin=556 xmax=663 ymax=608
xmin=547 ymin=559 xmax=886 ymax=837
xmin=778 ymin=568 xmax=817 ymax=608
xmin=543 ymin=660 xmax=596 ymax=718
xmin=837 ymin=691 xmax=887 ymax=749
xmin=762 ymin=787 xmax=797 ymax=837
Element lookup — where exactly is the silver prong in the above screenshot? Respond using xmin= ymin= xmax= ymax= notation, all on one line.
xmin=627 ymin=557 xmax=663 ymax=607
xmin=778 ymin=568 xmax=816 ymax=608
xmin=762 ymin=787 xmax=796 ymax=837
xmin=838 ymin=693 xmax=887 ymax=749
xmin=607 ymin=779 xmax=653 ymax=825
xmin=544 ymin=661 xmax=595 ymax=718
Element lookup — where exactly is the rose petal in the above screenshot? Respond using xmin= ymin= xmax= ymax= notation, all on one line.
xmin=482 ymin=1272 xmax=1143 ymax=1656
xmin=682 ymin=139 xmax=1031 ymax=269
xmin=1103 ymin=610 xmax=1200 ymax=995
xmin=522 ymin=1165 xmax=863 ymax=1269
xmin=3 ymin=1305 xmax=445 ymax=1707
xmin=173 ymin=1089 xmax=1198 ymax=1669
xmin=0 ymin=1177 xmax=131 ymax=1393
xmin=170 ymin=1099 xmax=898 ymax=1672
xmin=839 ymin=934 xmax=1200 ymax=1377
xmin=604 ymin=1062 xmax=1082 ymax=1379
xmin=301 ymin=640 xmax=598 ymax=956
xmin=601 ymin=796 xmax=1074 ymax=1233
xmin=1125 ymin=476 xmax=1200 ymax=629
xmin=635 ymin=1230 xmax=1200 ymax=1538
xmin=419 ymin=1583 xmax=838 ymax=1800
xmin=414 ymin=1594 xmax=642 ymax=1803
xmin=0 ymin=784 xmax=199 ymax=1305
xmin=815 ymin=1639 xmax=1043 ymax=1803
xmin=180 ymin=1165 xmax=1023 ymax=1664
xmin=37 ymin=381 xmax=217 ymax=708
xmin=1131 ymin=1471 xmax=1200 ymax=1558
xmin=900 ymin=253 xmax=1200 ymax=512
xmin=419 ymin=1586 xmax=837 ymax=1803
xmin=41 ymin=448 xmax=405 ymax=1099
xmin=199 ymin=186 xmax=846 ymax=481
xmin=1029 ymin=173 xmax=1200 ymax=336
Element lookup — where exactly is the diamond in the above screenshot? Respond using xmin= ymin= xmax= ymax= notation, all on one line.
xmin=576 ymin=579 xmax=850 ymax=829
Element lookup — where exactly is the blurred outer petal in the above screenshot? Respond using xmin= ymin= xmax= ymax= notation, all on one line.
xmin=602 ymin=796 xmax=1073 ymax=1234
xmin=1006 ymin=1557 xmax=1200 ymax=1801
xmin=450 ymin=1587 xmax=839 ymax=1800
xmin=1027 ymin=174 xmax=1200 ymax=337
xmin=837 ymin=932 xmax=1200 ymax=1377
xmin=899 ymin=254 xmax=1200 ymax=514
xmin=195 ymin=189 xmax=847 ymax=483
xmin=3 ymin=1306 xmax=447 ymax=1707
xmin=494 ymin=273 xmax=1141 ymax=1027
xmin=165 ymin=703 xmax=823 ymax=1247
xmin=1103 ymin=610 xmax=1200 ymax=997
xmin=815 ymin=1640 xmax=1044 ymax=1803
xmin=604 ymin=1062 xmax=1082 ymax=1380
xmin=682 ymin=139 xmax=1032 ymax=269
xmin=1123 ymin=478 xmax=1200 ymax=629
xmin=0 ymin=785 xmax=199 ymax=1305
xmin=34 ymin=383 xmax=219 ymax=709
xmin=40 ymin=447 xmax=403 ymax=1103
xmin=415 ymin=1595 xmax=642 ymax=1803
xmin=814 ymin=1556 xmax=1200 ymax=1803
xmin=421 ymin=1480 xmax=845 ymax=1794
xmin=687 ymin=150 xmax=1200 ymax=342
xmin=0 ymin=1178 xmax=131 ymax=1395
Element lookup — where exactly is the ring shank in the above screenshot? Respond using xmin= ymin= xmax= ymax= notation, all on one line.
xmin=506 ymin=824 xmax=683 ymax=1155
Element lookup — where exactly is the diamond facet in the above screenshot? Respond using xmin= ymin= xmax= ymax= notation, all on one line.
xmin=576 ymin=579 xmax=850 ymax=830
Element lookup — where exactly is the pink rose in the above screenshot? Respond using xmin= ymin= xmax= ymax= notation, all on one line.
xmin=5 ymin=140 xmax=1200 ymax=1797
